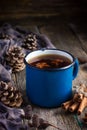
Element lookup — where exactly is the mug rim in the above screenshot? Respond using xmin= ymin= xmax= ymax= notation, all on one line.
xmin=24 ymin=48 xmax=75 ymax=71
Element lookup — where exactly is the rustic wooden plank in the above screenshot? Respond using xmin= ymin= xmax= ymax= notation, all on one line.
xmin=69 ymin=23 xmax=87 ymax=54
xmin=0 ymin=13 xmax=60 ymax=20
xmin=0 ymin=16 xmax=63 ymax=28
xmin=33 ymin=107 xmax=81 ymax=130
xmin=39 ymin=23 xmax=87 ymax=60
xmin=0 ymin=0 xmax=84 ymax=12
xmin=73 ymin=63 xmax=87 ymax=85
xmin=0 ymin=0 xmax=86 ymax=12
xmin=0 ymin=0 xmax=86 ymax=19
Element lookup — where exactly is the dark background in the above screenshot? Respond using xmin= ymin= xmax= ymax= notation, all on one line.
xmin=0 ymin=0 xmax=87 ymax=24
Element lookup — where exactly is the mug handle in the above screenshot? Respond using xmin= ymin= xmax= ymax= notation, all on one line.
xmin=73 ymin=58 xmax=79 ymax=80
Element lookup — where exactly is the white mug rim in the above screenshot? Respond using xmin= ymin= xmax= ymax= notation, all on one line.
xmin=25 ymin=49 xmax=75 ymax=71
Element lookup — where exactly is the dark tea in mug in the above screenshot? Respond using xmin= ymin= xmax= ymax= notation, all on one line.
xmin=28 ymin=54 xmax=72 ymax=69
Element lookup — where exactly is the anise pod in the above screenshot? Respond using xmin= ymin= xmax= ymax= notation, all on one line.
xmin=32 ymin=114 xmax=40 ymax=128
xmin=24 ymin=105 xmax=32 ymax=120
xmin=39 ymin=118 xmax=62 ymax=130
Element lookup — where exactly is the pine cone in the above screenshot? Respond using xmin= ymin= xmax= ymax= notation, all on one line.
xmin=22 ymin=34 xmax=38 ymax=50
xmin=5 ymin=45 xmax=25 ymax=73
xmin=0 ymin=81 xmax=23 ymax=108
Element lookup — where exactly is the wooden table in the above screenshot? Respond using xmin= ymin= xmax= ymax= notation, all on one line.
xmin=11 ymin=19 xmax=87 ymax=130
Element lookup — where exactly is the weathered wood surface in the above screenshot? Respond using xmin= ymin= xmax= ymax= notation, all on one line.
xmin=10 ymin=20 xmax=87 ymax=130
xmin=0 ymin=0 xmax=87 ymax=20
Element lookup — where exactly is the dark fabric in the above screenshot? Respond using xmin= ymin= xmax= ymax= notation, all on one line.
xmin=0 ymin=64 xmax=11 ymax=82
xmin=0 ymin=102 xmax=29 ymax=130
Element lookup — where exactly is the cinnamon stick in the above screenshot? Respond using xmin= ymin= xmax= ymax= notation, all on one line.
xmin=69 ymin=102 xmax=79 ymax=112
xmin=77 ymin=93 xmax=84 ymax=102
xmin=77 ymin=96 xmax=87 ymax=115
xmin=61 ymin=100 xmax=72 ymax=111
xmin=73 ymin=93 xmax=79 ymax=102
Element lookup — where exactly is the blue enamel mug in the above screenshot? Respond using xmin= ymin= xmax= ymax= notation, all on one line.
xmin=25 ymin=49 xmax=79 ymax=107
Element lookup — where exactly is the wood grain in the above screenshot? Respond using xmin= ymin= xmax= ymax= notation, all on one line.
xmin=0 ymin=0 xmax=87 ymax=19
xmin=39 ymin=23 xmax=87 ymax=59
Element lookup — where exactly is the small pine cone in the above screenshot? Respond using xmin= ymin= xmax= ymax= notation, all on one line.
xmin=5 ymin=45 xmax=25 ymax=73
xmin=22 ymin=33 xmax=38 ymax=50
xmin=0 ymin=81 xmax=23 ymax=108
